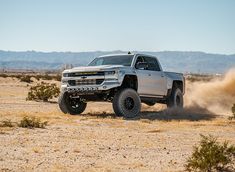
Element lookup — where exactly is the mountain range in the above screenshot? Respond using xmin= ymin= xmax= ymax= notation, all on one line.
xmin=0 ymin=50 xmax=235 ymax=74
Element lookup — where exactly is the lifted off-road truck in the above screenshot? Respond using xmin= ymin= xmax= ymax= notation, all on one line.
xmin=59 ymin=53 xmax=185 ymax=118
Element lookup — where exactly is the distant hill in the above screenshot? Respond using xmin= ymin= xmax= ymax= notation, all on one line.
xmin=0 ymin=50 xmax=235 ymax=74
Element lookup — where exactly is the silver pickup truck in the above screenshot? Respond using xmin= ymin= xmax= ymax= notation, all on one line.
xmin=59 ymin=53 xmax=185 ymax=118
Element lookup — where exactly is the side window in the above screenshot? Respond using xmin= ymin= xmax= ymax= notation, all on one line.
xmin=144 ymin=56 xmax=161 ymax=71
xmin=135 ymin=56 xmax=145 ymax=69
xmin=96 ymin=58 xmax=104 ymax=66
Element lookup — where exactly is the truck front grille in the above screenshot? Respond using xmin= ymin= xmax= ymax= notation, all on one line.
xmin=68 ymin=71 xmax=104 ymax=77
xmin=68 ymin=79 xmax=104 ymax=86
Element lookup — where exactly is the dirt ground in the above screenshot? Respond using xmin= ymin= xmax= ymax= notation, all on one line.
xmin=0 ymin=77 xmax=235 ymax=172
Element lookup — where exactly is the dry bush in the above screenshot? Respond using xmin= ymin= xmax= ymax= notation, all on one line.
xmin=0 ymin=119 xmax=14 ymax=127
xmin=232 ymin=104 xmax=235 ymax=116
xmin=33 ymin=74 xmax=61 ymax=81
xmin=186 ymin=74 xmax=214 ymax=83
xmin=185 ymin=135 xmax=235 ymax=172
xmin=4 ymin=74 xmax=23 ymax=79
xmin=41 ymin=74 xmax=53 ymax=80
xmin=54 ymin=74 xmax=61 ymax=81
xmin=0 ymin=73 xmax=21 ymax=78
xmin=20 ymin=75 xmax=33 ymax=83
xmin=27 ymin=82 xmax=60 ymax=102
xmin=0 ymin=73 xmax=8 ymax=78
xmin=18 ymin=116 xmax=48 ymax=129
xmin=0 ymin=73 xmax=61 ymax=82
xmin=33 ymin=75 xmax=41 ymax=81
xmin=32 ymin=74 xmax=53 ymax=81
xmin=43 ymin=74 xmax=61 ymax=81
xmin=229 ymin=104 xmax=235 ymax=120
xmin=13 ymin=74 xmax=23 ymax=79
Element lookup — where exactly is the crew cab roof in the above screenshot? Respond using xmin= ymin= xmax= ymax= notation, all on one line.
xmin=98 ymin=53 xmax=157 ymax=58
xmin=98 ymin=54 xmax=134 ymax=58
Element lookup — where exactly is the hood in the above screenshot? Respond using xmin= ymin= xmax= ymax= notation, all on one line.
xmin=63 ymin=65 xmax=125 ymax=73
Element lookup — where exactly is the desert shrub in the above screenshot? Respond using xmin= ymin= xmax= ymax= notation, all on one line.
xmin=0 ymin=119 xmax=14 ymax=127
xmin=232 ymin=104 xmax=235 ymax=115
xmin=34 ymin=75 xmax=41 ymax=81
xmin=20 ymin=75 xmax=33 ymax=83
xmin=27 ymin=82 xmax=60 ymax=102
xmin=232 ymin=104 xmax=235 ymax=116
xmin=54 ymin=74 xmax=61 ymax=81
xmin=0 ymin=73 xmax=21 ymax=78
xmin=186 ymin=75 xmax=213 ymax=83
xmin=32 ymin=74 xmax=61 ymax=81
xmin=42 ymin=74 xmax=53 ymax=80
xmin=13 ymin=74 xmax=23 ymax=79
xmin=185 ymin=135 xmax=235 ymax=172
xmin=41 ymin=74 xmax=61 ymax=81
xmin=18 ymin=116 xmax=48 ymax=129
xmin=228 ymin=104 xmax=235 ymax=120
xmin=0 ymin=73 xmax=8 ymax=78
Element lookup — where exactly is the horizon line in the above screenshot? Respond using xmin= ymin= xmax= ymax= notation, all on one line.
xmin=0 ymin=49 xmax=234 ymax=56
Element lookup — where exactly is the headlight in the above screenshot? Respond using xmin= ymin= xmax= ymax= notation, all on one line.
xmin=118 ymin=70 xmax=125 ymax=76
xmin=104 ymin=71 xmax=116 ymax=75
xmin=61 ymin=79 xmax=68 ymax=84
xmin=63 ymin=73 xmax=69 ymax=77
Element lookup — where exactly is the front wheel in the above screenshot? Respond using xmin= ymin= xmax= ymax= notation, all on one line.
xmin=58 ymin=92 xmax=87 ymax=115
xmin=167 ymin=88 xmax=183 ymax=108
xmin=112 ymin=88 xmax=141 ymax=118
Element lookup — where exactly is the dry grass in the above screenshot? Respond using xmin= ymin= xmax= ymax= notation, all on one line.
xmin=0 ymin=119 xmax=14 ymax=127
xmin=18 ymin=116 xmax=48 ymax=129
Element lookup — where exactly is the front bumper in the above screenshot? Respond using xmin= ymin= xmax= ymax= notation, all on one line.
xmin=61 ymin=80 xmax=121 ymax=94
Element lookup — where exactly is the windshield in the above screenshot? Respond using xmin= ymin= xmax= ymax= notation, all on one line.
xmin=88 ymin=55 xmax=134 ymax=66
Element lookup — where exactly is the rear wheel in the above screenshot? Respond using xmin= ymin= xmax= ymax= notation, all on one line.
xmin=112 ymin=88 xmax=141 ymax=118
xmin=167 ymin=87 xmax=183 ymax=108
xmin=58 ymin=92 xmax=87 ymax=115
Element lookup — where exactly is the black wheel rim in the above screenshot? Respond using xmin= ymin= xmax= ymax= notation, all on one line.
xmin=66 ymin=95 xmax=82 ymax=109
xmin=124 ymin=97 xmax=135 ymax=110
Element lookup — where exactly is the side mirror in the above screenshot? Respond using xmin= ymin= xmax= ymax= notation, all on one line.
xmin=136 ymin=62 xmax=148 ymax=69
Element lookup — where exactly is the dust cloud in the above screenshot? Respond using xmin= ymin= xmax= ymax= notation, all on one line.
xmin=185 ymin=68 xmax=235 ymax=115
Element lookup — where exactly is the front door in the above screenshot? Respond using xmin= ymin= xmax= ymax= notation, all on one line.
xmin=135 ymin=56 xmax=167 ymax=96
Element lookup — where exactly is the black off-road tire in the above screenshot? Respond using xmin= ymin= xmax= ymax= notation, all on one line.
xmin=112 ymin=88 xmax=141 ymax=118
xmin=58 ymin=92 xmax=87 ymax=115
xmin=166 ymin=87 xmax=183 ymax=108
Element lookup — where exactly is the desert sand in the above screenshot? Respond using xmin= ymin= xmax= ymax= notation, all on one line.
xmin=0 ymin=76 xmax=235 ymax=172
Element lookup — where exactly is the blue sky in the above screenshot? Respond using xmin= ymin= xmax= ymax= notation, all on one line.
xmin=0 ymin=0 xmax=235 ymax=54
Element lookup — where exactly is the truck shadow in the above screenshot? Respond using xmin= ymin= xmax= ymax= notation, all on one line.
xmin=82 ymin=106 xmax=217 ymax=121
